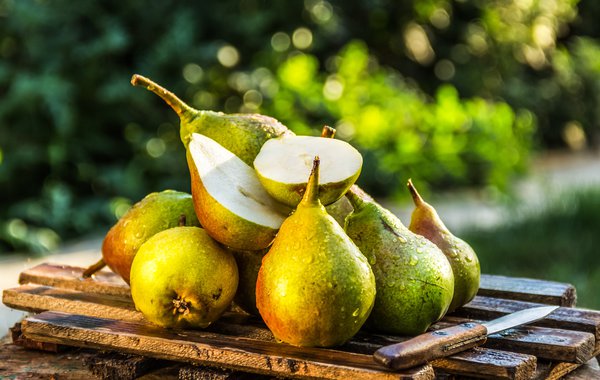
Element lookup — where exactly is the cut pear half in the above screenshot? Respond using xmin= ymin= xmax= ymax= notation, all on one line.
xmin=253 ymin=136 xmax=363 ymax=207
xmin=188 ymin=133 xmax=287 ymax=250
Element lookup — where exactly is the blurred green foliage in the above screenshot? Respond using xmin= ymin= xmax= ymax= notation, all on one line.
xmin=0 ymin=0 xmax=599 ymax=253
xmin=462 ymin=187 xmax=600 ymax=309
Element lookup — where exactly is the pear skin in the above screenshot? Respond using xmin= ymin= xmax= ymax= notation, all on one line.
xmin=407 ymin=180 xmax=481 ymax=312
xmin=186 ymin=142 xmax=285 ymax=251
xmin=130 ymin=226 xmax=238 ymax=329
xmin=345 ymin=186 xmax=454 ymax=335
xmin=256 ymin=158 xmax=376 ymax=347
xmin=230 ymin=248 xmax=267 ymax=316
xmin=99 ymin=190 xmax=200 ymax=284
xmin=131 ymin=74 xmax=292 ymax=165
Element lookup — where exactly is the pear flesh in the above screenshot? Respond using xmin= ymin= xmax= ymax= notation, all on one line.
xmin=407 ymin=180 xmax=480 ymax=312
xmin=253 ymin=136 xmax=362 ymax=207
xmin=345 ymin=186 xmax=454 ymax=335
xmin=188 ymin=133 xmax=287 ymax=250
xmin=130 ymin=226 xmax=238 ymax=329
xmin=256 ymin=158 xmax=376 ymax=347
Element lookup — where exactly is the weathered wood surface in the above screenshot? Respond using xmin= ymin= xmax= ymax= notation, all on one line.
xmin=5 ymin=283 xmax=595 ymax=366
xmin=479 ymin=274 xmax=577 ymax=307
xmin=84 ymin=351 xmax=169 ymax=380
xmin=534 ymin=348 xmax=600 ymax=380
xmin=21 ymin=311 xmax=436 ymax=380
xmin=19 ymin=262 xmax=130 ymax=297
xmin=437 ymin=317 xmax=596 ymax=364
xmin=5 ymin=262 xmax=599 ymax=379
xmin=3 ymin=284 xmax=143 ymax=321
xmin=431 ymin=347 xmax=536 ymax=380
xmin=20 ymin=263 xmax=577 ymax=307
xmin=456 ymin=296 xmax=600 ymax=348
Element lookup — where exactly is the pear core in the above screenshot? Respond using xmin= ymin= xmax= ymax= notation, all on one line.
xmin=188 ymin=133 xmax=286 ymax=230
xmin=253 ymin=136 xmax=362 ymax=206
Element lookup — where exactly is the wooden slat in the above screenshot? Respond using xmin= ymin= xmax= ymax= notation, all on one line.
xmin=22 ymin=264 xmax=579 ymax=308
xmin=3 ymin=284 xmax=572 ymax=371
xmin=19 ymin=262 xmax=130 ymax=297
xmin=432 ymin=347 xmax=536 ymax=380
xmin=21 ymin=311 xmax=435 ymax=380
xmin=3 ymin=285 xmax=535 ymax=379
xmin=479 ymin=274 xmax=577 ymax=307
xmin=84 ymin=351 xmax=168 ymax=380
xmin=438 ymin=316 xmax=596 ymax=364
xmin=455 ymin=296 xmax=600 ymax=348
xmin=2 ymin=284 xmax=143 ymax=322
xmin=534 ymin=348 xmax=600 ymax=380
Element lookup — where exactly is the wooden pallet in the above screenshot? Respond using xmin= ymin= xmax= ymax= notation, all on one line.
xmin=2 ymin=263 xmax=599 ymax=379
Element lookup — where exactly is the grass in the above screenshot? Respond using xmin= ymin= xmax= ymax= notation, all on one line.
xmin=461 ymin=187 xmax=600 ymax=309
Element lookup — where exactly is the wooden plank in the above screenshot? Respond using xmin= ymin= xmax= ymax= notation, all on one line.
xmin=2 ymin=284 xmax=143 ymax=322
xmin=22 ymin=264 xmax=579 ymax=308
xmin=6 ymin=284 xmax=591 ymax=364
xmin=1 ymin=284 xmax=576 ymax=378
xmin=534 ymin=348 xmax=600 ymax=380
xmin=438 ymin=316 xmax=596 ymax=364
xmin=11 ymin=322 xmax=65 ymax=353
xmin=432 ymin=347 xmax=536 ymax=380
xmin=455 ymin=296 xmax=600 ymax=348
xmin=1 ymin=283 xmax=554 ymax=377
xmin=84 ymin=351 xmax=169 ymax=380
xmin=19 ymin=262 xmax=130 ymax=298
xmin=479 ymin=274 xmax=577 ymax=307
xmin=21 ymin=311 xmax=435 ymax=380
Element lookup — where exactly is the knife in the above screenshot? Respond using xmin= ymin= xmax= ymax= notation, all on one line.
xmin=373 ymin=305 xmax=559 ymax=370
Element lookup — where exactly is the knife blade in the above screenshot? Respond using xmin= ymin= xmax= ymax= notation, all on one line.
xmin=373 ymin=305 xmax=559 ymax=370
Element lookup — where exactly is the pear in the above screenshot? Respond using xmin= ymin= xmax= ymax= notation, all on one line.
xmin=188 ymin=133 xmax=288 ymax=250
xmin=230 ymin=248 xmax=267 ymax=316
xmin=344 ymin=186 xmax=454 ymax=335
xmin=130 ymin=226 xmax=238 ymax=329
xmin=326 ymin=196 xmax=354 ymax=227
xmin=256 ymin=157 xmax=376 ymax=347
xmin=253 ymin=135 xmax=362 ymax=207
xmin=319 ymin=125 xmax=354 ymax=226
xmin=407 ymin=180 xmax=480 ymax=312
xmin=83 ymin=190 xmax=200 ymax=284
xmin=131 ymin=74 xmax=292 ymax=165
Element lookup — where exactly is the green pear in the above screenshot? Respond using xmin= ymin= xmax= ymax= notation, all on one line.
xmin=326 ymin=196 xmax=354 ymax=227
xmin=84 ymin=190 xmax=200 ymax=284
xmin=407 ymin=180 xmax=480 ymax=312
xmin=319 ymin=126 xmax=354 ymax=226
xmin=130 ymin=226 xmax=238 ymax=329
xmin=253 ymin=135 xmax=362 ymax=207
xmin=256 ymin=158 xmax=375 ymax=347
xmin=230 ymin=248 xmax=267 ymax=316
xmin=131 ymin=74 xmax=293 ymax=165
xmin=345 ymin=186 xmax=455 ymax=335
xmin=187 ymin=133 xmax=288 ymax=250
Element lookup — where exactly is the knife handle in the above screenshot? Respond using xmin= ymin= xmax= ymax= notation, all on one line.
xmin=373 ymin=322 xmax=488 ymax=370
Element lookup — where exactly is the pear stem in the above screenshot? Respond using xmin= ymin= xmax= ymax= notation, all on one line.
xmin=407 ymin=179 xmax=425 ymax=207
xmin=321 ymin=125 xmax=336 ymax=138
xmin=302 ymin=156 xmax=321 ymax=206
xmin=131 ymin=74 xmax=195 ymax=120
xmin=178 ymin=214 xmax=187 ymax=227
xmin=82 ymin=258 xmax=106 ymax=278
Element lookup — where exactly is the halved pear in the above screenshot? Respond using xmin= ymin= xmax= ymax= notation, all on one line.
xmin=188 ymin=133 xmax=287 ymax=251
xmin=253 ymin=136 xmax=362 ymax=207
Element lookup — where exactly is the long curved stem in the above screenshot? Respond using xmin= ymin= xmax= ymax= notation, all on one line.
xmin=82 ymin=258 xmax=106 ymax=278
xmin=131 ymin=74 xmax=194 ymax=119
